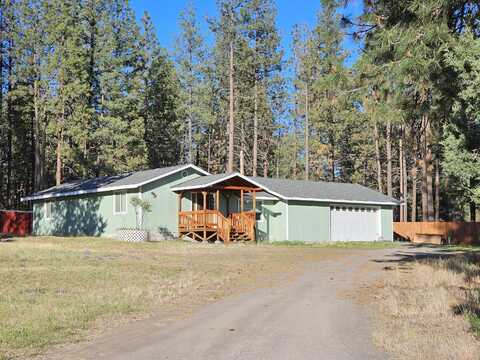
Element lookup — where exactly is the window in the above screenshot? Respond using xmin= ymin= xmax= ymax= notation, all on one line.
xmin=114 ymin=192 xmax=127 ymax=214
xmin=255 ymin=201 xmax=263 ymax=222
xmin=45 ymin=201 xmax=54 ymax=219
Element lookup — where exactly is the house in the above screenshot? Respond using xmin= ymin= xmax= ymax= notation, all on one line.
xmin=21 ymin=164 xmax=399 ymax=242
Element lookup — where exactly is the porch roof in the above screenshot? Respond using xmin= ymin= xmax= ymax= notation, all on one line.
xmin=171 ymin=172 xmax=265 ymax=192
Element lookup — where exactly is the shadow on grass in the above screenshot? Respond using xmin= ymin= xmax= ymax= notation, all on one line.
xmin=0 ymin=233 xmax=16 ymax=242
xmin=372 ymin=243 xmax=480 ymax=337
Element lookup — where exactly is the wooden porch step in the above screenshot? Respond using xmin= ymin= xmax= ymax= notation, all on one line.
xmin=230 ymin=231 xmax=252 ymax=242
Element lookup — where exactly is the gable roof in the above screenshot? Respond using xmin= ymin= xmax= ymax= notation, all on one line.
xmin=21 ymin=164 xmax=209 ymax=202
xmin=172 ymin=172 xmax=399 ymax=206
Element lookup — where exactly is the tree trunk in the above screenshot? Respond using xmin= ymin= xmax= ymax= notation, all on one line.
xmin=305 ymin=84 xmax=309 ymax=181
xmin=253 ymin=79 xmax=258 ymax=176
xmin=33 ymin=50 xmax=45 ymax=192
xmin=386 ymin=121 xmax=392 ymax=197
xmin=330 ymin=133 xmax=335 ymax=181
xmin=263 ymin=158 xmax=268 ymax=177
xmin=411 ymin=161 xmax=417 ymax=222
xmin=240 ymin=149 xmax=244 ymax=175
xmin=0 ymin=7 xmax=3 ymax=206
xmin=402 ymin=141 xmax=408 ymax=221
xmin=188 ymin=86 xmax=193 ymax=164
xmin=435 ymin=157 xmax=440 ymax=221
xmin=470 ymin=178 xmax=477 ymax=222
xmin=399 ymin=135 xmax=404 ymax=221
xmin=227 ymin=40 xmax=234 ymax=173
xmin=6 ymin=35 xmax=13 ymax=206
xmin=374 ymin=123 xmax=383 ymax=193
xmin=293 ymin=99 xmax=298 ymax=180
xmin=207 ymin=132 xmax=211 ymax=173
xmin=56 ymin=66 xmax=66 ymax=186
xmin=426 ymin=117 xmax=434 ymax=221
xmin=240 ymin=121 xmax=245 ymax=175
xmin=421 ymin=115 xmax=428 ymax=221
xmin=56 ymin=132 xmax=63 ymax=186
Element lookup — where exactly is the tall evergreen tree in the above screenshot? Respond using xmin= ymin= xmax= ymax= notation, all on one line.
xmin=175 ymin=2 xmax=207 ymax=165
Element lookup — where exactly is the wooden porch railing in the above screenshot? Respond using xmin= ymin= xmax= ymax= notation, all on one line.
xmin=179 ymin=210 xmax=256 ymax=242
xmin=178 ymin=210 xmax=231 ymax=242
xmin=230 ymin=211 xmax=256 ymax=241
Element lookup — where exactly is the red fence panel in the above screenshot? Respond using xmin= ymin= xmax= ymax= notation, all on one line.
xmin=0 ymin=211 xmax=32 ymax=236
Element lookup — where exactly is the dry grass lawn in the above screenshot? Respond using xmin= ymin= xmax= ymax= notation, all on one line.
xmin=0 ymin=236 xmax=351 ymax=360
xmin=373 ymin=250 xmax=480 ymax=360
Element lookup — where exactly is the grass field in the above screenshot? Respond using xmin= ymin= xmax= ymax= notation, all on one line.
xmin=373 ymin=245 xmax=480 ymax=359
xmin=0 ymin=236 xmax=366 ymax=359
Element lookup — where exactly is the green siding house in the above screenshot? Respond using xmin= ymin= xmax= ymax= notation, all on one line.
xmin=22 ymin=164 xmax=399 ymax=242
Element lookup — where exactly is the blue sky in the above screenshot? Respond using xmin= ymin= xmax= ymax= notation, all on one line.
xmin=130 ymin=0 xmax=364 ymax=67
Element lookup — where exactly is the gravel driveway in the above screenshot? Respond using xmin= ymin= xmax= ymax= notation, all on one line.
xmin=49 ymin=248 xmax=401 ymax=360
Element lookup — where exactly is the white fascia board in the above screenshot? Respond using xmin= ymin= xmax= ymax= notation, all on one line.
xmin=256 ymin=196 xmax=278 ymax=201
xmin=21 ymin=164 xmax=210 ymax=202
xmin=282 ymin=197 xmax=398 ymax=206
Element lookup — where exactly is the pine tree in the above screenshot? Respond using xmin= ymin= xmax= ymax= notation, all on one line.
xmin=141 ymin=12 xmax=181 ymax=168
xmin=242 ymin=0 xmax=284 ymax=176
xmin=94 ymin=0 xmax=147 ymax=175
xmin=309 ymin=0 xmax=351 ymax=182
xmin=175 ymin=2 xmax=207 ymax=165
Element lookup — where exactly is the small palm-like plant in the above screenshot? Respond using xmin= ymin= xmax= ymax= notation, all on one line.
xmin=130 ymin=197 xmax=152 ymax=230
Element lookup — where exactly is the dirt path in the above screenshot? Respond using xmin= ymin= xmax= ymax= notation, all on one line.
xmin=48 ymin=248 xmax=400 ymax=360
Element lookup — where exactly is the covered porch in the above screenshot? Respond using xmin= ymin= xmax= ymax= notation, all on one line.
xmin=174 ymin=174 xmax=263 ymax=243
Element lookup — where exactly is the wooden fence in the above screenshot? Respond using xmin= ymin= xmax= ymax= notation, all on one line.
xmin=394 ymin=222 xmax=480 ymax=245
xmin=0 ymin=210 xmax=32 ymax=237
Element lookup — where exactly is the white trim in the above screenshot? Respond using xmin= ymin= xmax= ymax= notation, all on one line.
xmin=44 ymin=202 xmax=53 ymax=220
xmin=284 ymin=197 xmax=398 ymax=206
xmin=172 ymin=172 xmax=398 ymax=207
xmin=138 ymin=188 xmax=143 ymax=228
xmin=21 ymin=164 xmax=209 ymax=202
xmin=285 ymin=200 xmax=289 ymax=241
xmin=256 ymin=196 xmax=278 ymax=201
xmin=113 ymin=192 xmax=127 ymax=215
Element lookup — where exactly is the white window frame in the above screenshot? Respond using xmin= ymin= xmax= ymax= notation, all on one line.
xmin=44 ymin=201 xmax=53 ymax=220
xmin=114 ymin=192 xmax=127 ymax=215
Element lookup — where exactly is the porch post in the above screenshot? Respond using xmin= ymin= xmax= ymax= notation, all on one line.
xmin=252 ymin=190 xmax=256 ymax=213
xmin=178 ymin=192 xmax=183 ymax=239
xmin=202 ymin=191 xmax=207 ymax=241
xmin=240 ymin=189 xmax=244 ymax=213
xmin=216 ymin=189 xmax=220 ymax=211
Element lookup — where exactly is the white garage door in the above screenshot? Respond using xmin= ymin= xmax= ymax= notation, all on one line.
xmin=330 ymin=206 xmax=380 ymax=242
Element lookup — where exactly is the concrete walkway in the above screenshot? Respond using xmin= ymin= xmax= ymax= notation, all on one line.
xmin=50 ymin=248 xmax=403 ymax=360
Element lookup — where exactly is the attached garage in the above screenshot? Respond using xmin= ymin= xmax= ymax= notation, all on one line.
xmin=252 ymin=176 xmax=399 ymax=243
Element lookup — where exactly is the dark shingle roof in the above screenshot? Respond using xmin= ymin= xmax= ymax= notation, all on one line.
xmin=250 ymin=176 xmax=399 ymax=204
xmin=173 ymin=172 xmax=399 ymax=205
xmin=22 ymin=164 xmax=208 ymax=201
